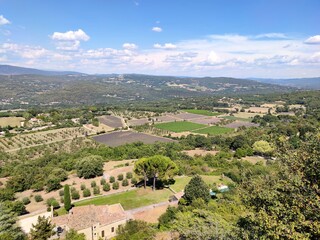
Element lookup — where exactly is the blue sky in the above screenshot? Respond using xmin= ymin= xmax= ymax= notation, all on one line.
xmin=0 ymin=0 xmax=320 ymax=78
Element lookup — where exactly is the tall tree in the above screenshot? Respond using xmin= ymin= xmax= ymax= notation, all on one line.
xmin=238 ymin=131 xmax=320 ymax=239
xmin=29 ymin=216 xmax=54 ymax=240
xmin=134 ymin=158 xmax=149 ymax=189
xmin=65 ymin=229 xmax=86 ymax=240
xmin=184 ymin=175 xmax=210 ymax=204
xmin=64 ymin=184 xmax=71 ymax=212
xmin=0 ymin=203 xmax=26 ymax=240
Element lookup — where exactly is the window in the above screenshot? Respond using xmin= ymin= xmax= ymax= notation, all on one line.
xmin=101 ymin=231 xmax=105 ymax=237
xmin=111 ymin=227 xmax=114 ymax=232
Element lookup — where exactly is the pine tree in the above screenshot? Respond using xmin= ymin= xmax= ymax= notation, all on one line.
xmin=29 ymin=216 xmax=54 ymax=240
xmin=0 ymin=203 xmax=26 ymax=240
xmin=64 ymin=185 xmax=71 ymax=212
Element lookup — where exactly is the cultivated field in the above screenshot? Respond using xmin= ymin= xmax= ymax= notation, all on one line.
xmin=224 ymin=121 xmax=259 ymax=129
xmin=0 ymin=117 xmax=25 ymax=127
xmin=127 ymin=118 xmax=149 ymax=127
xmin=193 ymin=126 xmax=234 ymax=135
xmin=188 ymin=116 xmax=222 ymax=125
xmin=98 ymin=115 xmax=124 ymax=128
xmin=174 ymin=112 xmax=206 ymax=120
xmin=184 ymin=109 xmax=220 ymax=116
xmin=155 ymin=121 xmax=206 ymax=133
xmin=153 ymin=115 xmax=181 ymax=123
xmin=0 ymin=127 xmax=92 ymax=152
xmin=93 ymin=131 xmax=175 ymax=147
xmin=246 ymin=107 xmax=271 ymax=114
xmin=16 ymin=160 xmax=135 ymax=213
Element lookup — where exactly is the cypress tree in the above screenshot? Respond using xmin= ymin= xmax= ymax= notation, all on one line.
xmin=64 ymin=185 xmax=71 ymax=211
xmin=184 ymin=175 xmax=210 ymax=204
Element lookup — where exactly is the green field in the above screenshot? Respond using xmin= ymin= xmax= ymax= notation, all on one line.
xmin=220 ymin=116 xmax=252 ymax=122
xmin=193 ymin=126 xmax=234 ymax=135
xmin=184 ymin=109 xmax=220 ymax=116
xmin=74 ymin=188 xmax=172 ymax=210
xmin=170 ymin=175 xmax=232 ymax=192
xmin=155 ymin=121 xmax=206 ymax=132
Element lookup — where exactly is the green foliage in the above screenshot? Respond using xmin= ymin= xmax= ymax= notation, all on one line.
xmin=71 ymin=190 xmax=80 ymax=200
xmin=117 ymin=174 xmax=124 ymax=181
xmin=64 ymin=185 xmax=72 ymax=212
xmin=126 ymin=172 xmax=133 ymax=179
xmin=100 ymin=178 xmax=106 ymax=185
xmin=252 ymin=140 xmax=274 ymax=156
xmin=0 ymin=203 xmax=26 ymax=240
xmin=116 ymin=220 xmax=156 ymax=240
xmin=76 ymin=155 xmax=104 ymax=179
xmin=0 ymin=188 xmax=15 ymax=201
xmin=102 ymin=183 xmax=110 ymax=192
xmin=112 ymin=182 xmax=119 ymax=190
xmin=80 ymin=184 xmax=86 ymax=190
xmin=22 ymin=197 xmax=30 ymax=205
xmin=34 ymin=194 xmax=43 ymax=202
xmin=131 ymin=178 xmax=137 ymax=185
xmin=29 ymin=216 xmax=54 ymax=240
xmin=65 ymin=229 xmax=86 ymax=240
xmin=83 ymin=188 xmax=91 ymax=197
xmin=46 ymin=197 xmax=60 ymax=209
xmin=122 ymin=179 xmax=129 ymax=187
xmin=237 ymin=132 xmax=320 ymax=239
xmin=93 ymin=186 xmax=100 ymax=195
xmin=46 ymin=174 xmax=62 ymax=192
xmin=109 ymin=176 xmax=115 ymax=183
xmin=91 ymin=181 xmax=97 ymax=188
xmin=184 ymin=175 xmax=210 ymax=204
xmin=158 ymin=206 xmax=178 ymax=229
xmin=4 ymin=201 xmax=28 ymax=216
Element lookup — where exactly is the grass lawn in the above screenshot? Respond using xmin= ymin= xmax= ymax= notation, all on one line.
xmin=155 ymin=121 xmax=206 ymax=133
xmin=193 ymin=126 xmax=234 ymax=135
xmin=184 ymin=109 xmax=220 ymax=116
xmin=74 ymin=188 xmax=172 ymax=210
xmin=170 ymin=175 xmax=232 ymax=192
xmin=220 ymin=116 xmax=252 ymax=122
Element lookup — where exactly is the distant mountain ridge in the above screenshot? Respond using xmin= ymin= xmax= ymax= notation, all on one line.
xmin=0 ymin=64 xmax=83 ymax=76
xmin=251 ymin=77 xmax=320 ymax=89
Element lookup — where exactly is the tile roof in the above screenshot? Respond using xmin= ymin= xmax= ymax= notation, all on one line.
xmin=52 ymin=204 xmax=127 ymax=231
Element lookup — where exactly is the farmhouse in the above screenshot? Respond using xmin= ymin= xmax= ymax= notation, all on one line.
xmin=52 ymin=204 xmax=128 ymax=240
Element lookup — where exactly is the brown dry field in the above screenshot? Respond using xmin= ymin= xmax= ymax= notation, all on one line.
xmin=15 ymin=160 xmax=135 ymax=214
xmin=188 ymin=117 xmax=221 ymax=125
xmin=224 ymin=121 xmax=259 ymax=129
xmin=261 ymin=103 xmax=282 ymax=108
xmin=98 ymin=115 xmax=124 ymax=128
xmin=154 ymin=115 xmax=181 ymax=123
xmin=233 ymin=112 xmax=264 ymax=119
xmin=182 ymin=149 xmax=219 ymax=157
xmin=83 ymin=123 xmax=114 ymax=132
xmin=0 ymin=117 xmax=25 ymax=127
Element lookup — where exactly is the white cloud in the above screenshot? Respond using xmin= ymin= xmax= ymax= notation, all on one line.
xmin=152 ymin=27 xmax=162 ymax=32
xmin=255 ymin=33 xmax=287 ymax=39
xmin=304 ymin=35 xmax=320 ymax=44
xmin=122 ymin=43 xmax=137 ymax=50
xmin=56 ymin=40 xmax=80 ymax=51
xmin=51 ymin=29 xmax=90 ymax=41
xmin=154 ymin=43 xmax=177 ymax=50
xmin=0 ymin=15 xmax=10 ymax=25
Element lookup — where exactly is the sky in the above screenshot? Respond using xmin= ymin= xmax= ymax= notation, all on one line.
xmin=0 ymin=0 xmax=320 ymax=78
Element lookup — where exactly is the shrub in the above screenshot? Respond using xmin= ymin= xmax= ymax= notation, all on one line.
xmin=46 ymin=175 xmax=62 ymax=192
xmin=76 ymin=155 xmax=104 ymax=179
xmin=80 ymin=184 xmax=86 ymax=190
xmin=112 ymin=182 xmax=119 ymax=190
xmin=91 ymin=181 xmax=97 ymax=188
xmin=109 ymin=176 xmax=115 ymax=183
xmin=122 ymin=179 xmax=129 ymax=187
xmin=83 ymin=188 xmax=91 ymax=197
xmin=60 ymin=197 xmax=64 ymax=204
xmin=34 ymin=195 xmax=43 ymax=202
xmin=46 ymin=197 xmax=60 ymax=209
xmin=103 ymin=183 xmax=110 ymax=192
xmin=71 ymin=190 xmax=80 ymax=200
xmin=117 ymin=174 xmax=124 ymax=181
xmin=59 ymin=190 xmax=64 ymax=197
xmin=100 ymin=178 xmax=106 ymax=185
xmin=22 ymin=197 xmax=31 ymax=205
xmin=126 ymin=172 xmax=133 ymax=179
xmin=131 ymin=178 xmax=137 ymax=185
xmin=93 ymin=186 xmax=100 ymax=195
